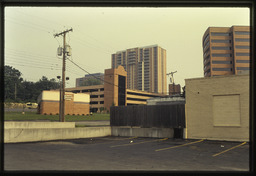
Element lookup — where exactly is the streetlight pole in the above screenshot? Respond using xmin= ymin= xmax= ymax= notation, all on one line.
xmin=57 ymin=76 xmax=61 ymax=122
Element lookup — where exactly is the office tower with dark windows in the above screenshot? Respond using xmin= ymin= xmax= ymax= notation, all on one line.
xmin=111 ymin=45 xmax=167 ymax=94
xmin=76 ymin=73 xmax=104 ymax=87
xmin=202 ymin=26 xmax=250 ymax=77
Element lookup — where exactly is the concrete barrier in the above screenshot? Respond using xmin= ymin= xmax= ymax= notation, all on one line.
xmin=4 ymin=122 xmax=174 ymax=143
xmin=5 ymin=126 xmax=111 ymax=143
xmin=4 ymin=121 xmax=75 ymax=129
xmin=111 ymin=126 xmax=174 ymax=138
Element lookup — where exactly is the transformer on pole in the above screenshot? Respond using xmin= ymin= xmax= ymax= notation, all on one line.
xmin=54 ymin=28 xmax=73 ymax=122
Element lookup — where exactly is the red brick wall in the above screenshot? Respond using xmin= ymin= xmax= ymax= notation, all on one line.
xmin=39 ymin=101 xmax=89 ymax=115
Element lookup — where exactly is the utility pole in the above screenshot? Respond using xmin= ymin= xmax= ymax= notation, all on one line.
xmin=167 ymin=71 xmax=177 ymax=96
xmin=54 ymin=28 xmax=73 ymax=122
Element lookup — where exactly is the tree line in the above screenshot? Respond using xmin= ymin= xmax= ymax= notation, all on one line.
xmin=4 ymin=65 xmax=60 ymax=103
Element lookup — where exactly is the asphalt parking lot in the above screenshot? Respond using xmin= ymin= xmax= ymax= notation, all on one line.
xmin=4 ymin=136 xmax=249 ymax=171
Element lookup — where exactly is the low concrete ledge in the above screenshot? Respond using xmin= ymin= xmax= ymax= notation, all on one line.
xmin=5 ymin=126 xmax=111 ymax=143
xmin=111 ymin=126 xmax=174 ymax=138
xmin=4 ymin=121 xmax=75 ymax=129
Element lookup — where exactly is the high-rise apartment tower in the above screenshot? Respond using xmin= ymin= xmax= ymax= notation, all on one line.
xmin=203 ymin=26 xmax=250 ymax=77
xmin=111 ymin=45 xmax=167 ymax=94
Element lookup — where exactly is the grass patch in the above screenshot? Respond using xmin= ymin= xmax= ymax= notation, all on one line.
xmin=4 ymin=112 xmax=110 ymax=121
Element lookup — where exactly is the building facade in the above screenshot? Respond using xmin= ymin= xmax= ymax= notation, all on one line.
xmin=185 ymin=74 xmax=249 ymax=141
xmin=169 ymin=84 xmax=181 ymax=96
xmin=111 ymin=45 xmax=167 ymax=94
xmin=76 ymin=73 xmax=104 ymax=87
xmin=203 ymin=26 xmax=250 ymax=77
xmin=37 ymin=90 xmax=90 ymax=115
xmin=67 ymin=66 xmax=166 ymax=112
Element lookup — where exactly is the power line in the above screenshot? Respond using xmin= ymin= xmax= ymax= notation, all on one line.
xmin=66 ymin=57 xmax=121 ymax=89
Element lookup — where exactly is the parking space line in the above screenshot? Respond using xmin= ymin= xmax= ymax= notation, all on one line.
xmin=212 ymin=142 xmax=247 ymax=157
xmin=110 ymin=138 xmax=168 ymax=148
xmin=155 ymin=139 xmax=204 ymax=152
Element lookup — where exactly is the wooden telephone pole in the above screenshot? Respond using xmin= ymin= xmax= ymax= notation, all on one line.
xmin=54 ymin=28 xmax=73 ymax=122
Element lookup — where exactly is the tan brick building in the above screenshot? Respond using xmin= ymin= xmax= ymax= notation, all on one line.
xmin=37 ymin=90 xmax=90 ymax=115
xmin=185 ymin=74 xmax=249 ymax=141
xmin=111 ymin=45 xmax=167 ymax=94
xmin=203 ymin=26 xmax=250 ymax=77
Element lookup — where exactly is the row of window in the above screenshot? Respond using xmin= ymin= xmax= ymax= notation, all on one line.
xmin=235 ymin=31 xmax=250 ymax=35
xmin=210 ymin=31 xmax=249 ymax=37
xmin=206 ymin=60 xmax=249 ymax=65
xmin=211 ymin=53 xmax=250 ymax=57
xmin=212 ymin=46 xmax=231 ymax=50
xmin=81 ymin=88 xmax=104 ymax=93
xmin=211 ymin=40 xmax=231 ymax=43
xmin=90 ymin=94 xmax=104 ymax=98
xmin=235 ymin=45 xmax=250 ymax=49
xmin=212 ymin=61 xmax=232 ymax=64
xmin=236 ymin=60 xmax=250 ymax=63
xmin=211 ymin=67 xmax=249 ymax=71
xmin=212 ymin=53 xmax=232 ymax=57
xmin=212 ymin=68 xmax=232 ymax=71
xmin=236 ymin=53 xmax=250 ymax=56
xmin=211 ymin=32 xmax=231 ymax=36
xmin=210 ymin=38 xmax=249 ymax=43
xmin=90 ymin=101 xmax=104 ymax=105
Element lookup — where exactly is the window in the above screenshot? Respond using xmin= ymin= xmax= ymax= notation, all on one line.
xmin=212 ymin=61 xmax=232 ymax=64
xmin=235 ymin=38 xmax=250 ymax=42
xmin=237 ymin=67 xmax=250 ymax=70
xmin=90 ymin=95 xmax=98 ymax=98
xmin=236 ymin=53 xmax=250 ymax=56
xmin=212 ymin=46 xmax=231 ymax=50
xmin=203 ymin=41 xmax=210 ymax=49
xmin=211 ymin=40 xmax=231 ymax=43
xmin=212 ymin=68 xmax=232 ymax=71
xmin=99 ymin=94 xmax=104 ymax=98
xmin=203 ymin=33 xmax=209 ymax=46
xmin=235 ymin=31 xmax=250 ymax=35
xmin=235 ymin=45 xmax=250 ymax=49
xmin=90 ymin=101 xmax=98 ymax=105
xmin=212 ymin=53 xmax=232 ymax=57
xmin=236 ymin=60 xmax=250 ymax=63
xmin=100 ymin=101 xmax=104 ymax=104
xmin=211 ymin=32 xmax=230 ymax=36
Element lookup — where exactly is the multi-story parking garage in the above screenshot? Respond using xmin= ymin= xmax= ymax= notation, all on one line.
xmin=66 ymin=66 xmax=167 ymax=112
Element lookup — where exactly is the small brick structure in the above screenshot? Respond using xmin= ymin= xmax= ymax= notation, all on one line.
xmin=37 ymin=90 xmax=90 ymax=115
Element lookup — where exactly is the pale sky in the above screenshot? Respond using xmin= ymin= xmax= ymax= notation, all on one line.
xmin=5 ymin=7 xmax=250 ymax=91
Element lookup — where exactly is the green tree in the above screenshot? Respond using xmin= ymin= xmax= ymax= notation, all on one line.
xmin=4 ymin=66 xmax=60 ymax=102
xmin=81 ymin=78 xmax=102 ymax=86
xmin=4 ymin=65 xmax=23 ymax=101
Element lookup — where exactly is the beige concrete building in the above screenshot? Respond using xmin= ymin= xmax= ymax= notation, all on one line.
xmin=111 ymin=45 xmax=167 ymax=94
xmin=203 ymin=26 xmax=250 ymax=77
xmin=185 ymin=74 xmax=249 ymax=141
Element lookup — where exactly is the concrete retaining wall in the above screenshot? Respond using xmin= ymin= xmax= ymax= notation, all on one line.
xmin=5 ymin=126 xmax=111 ymax=143
xmin=111 ymin=126 xmax=174 ymax=138
xmin=4 ymin=122 xmax=75 ymax=129
xmin=4 ymin=122 xmax=174 ymax=143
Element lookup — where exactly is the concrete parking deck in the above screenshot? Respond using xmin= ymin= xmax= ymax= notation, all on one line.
xmin=4 ymin=137 xmax=249 ymax=171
